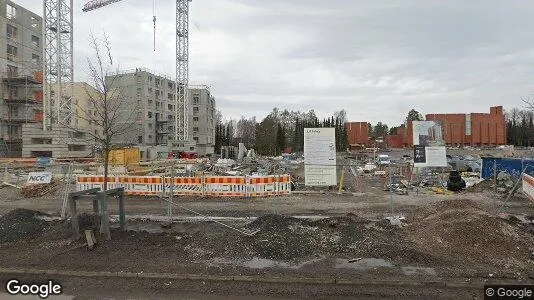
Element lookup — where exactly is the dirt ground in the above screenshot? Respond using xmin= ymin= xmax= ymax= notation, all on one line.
xmin=0 ymin=175 xmax=534 ymax=299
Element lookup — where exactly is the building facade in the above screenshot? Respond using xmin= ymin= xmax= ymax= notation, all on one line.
xmin=21 ymin=82 xmax=100 ymax=158
xmin=345 ymin=122 xmax=369 ymax=150
xmin=190 ymin=86 xmax=215 ymax=156
xmin=0 ymin=1 xmax=43 ymax=156
xmin=106 ymin=69 xmax=216 ymax=155
xmin=385 ymin=106 xmax=507 ymax=148
xmin=425 ymin=106 xmax=506 ymax=147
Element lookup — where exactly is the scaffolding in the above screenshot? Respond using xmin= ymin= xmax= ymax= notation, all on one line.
xmin=0 ymin=68 xmax=43 ymax=157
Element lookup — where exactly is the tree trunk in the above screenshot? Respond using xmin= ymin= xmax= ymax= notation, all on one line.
xmin=103 ymin=147 xmax=109 ymax=191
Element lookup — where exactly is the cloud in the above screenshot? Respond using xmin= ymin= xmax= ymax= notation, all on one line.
xmin=15 ymin=0 xmax=534 ymax=126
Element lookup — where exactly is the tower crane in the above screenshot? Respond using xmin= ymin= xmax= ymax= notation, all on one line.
xmin=43 ymin=0 xmax=191 ymax=145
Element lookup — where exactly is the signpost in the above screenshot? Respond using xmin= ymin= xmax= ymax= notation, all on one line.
xmin=304 ymin=128 xmax=337 ymax=186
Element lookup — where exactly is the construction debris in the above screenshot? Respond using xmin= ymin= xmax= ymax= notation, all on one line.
xmin=21 ymin=177 xmax=60 ymax=198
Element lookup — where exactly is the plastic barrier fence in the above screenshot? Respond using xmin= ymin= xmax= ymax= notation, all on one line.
xmin=248 ymin=176 xmax=277 ymax=197
xmin=164 ymin=177 xmax=203 ymax=195
xmin=76 ymin=174 xmax=291 ymax=197
xmin=204 ymin=176 xmax=247 ymax=197
xmin=115 ymin=176 xmax=162 ymax=196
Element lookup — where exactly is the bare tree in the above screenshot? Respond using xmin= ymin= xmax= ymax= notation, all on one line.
xmin=63 ymin=32 xmax=139 ymax=190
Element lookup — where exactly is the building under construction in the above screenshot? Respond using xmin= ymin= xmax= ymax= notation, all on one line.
xmin=0 ymin=1 xmax=43 ymax=157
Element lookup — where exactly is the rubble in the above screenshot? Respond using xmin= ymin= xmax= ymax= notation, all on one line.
xmin=0 ymin=209 xmax=48 ymax=243
xmin=21 ymin=177 xmax=60 ymax=198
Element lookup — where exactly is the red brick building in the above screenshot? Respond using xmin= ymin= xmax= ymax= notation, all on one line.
xmin=345 ymin=122 xmax=369 ymax=150
xmin=425 ymin=106 xmax=506 ymax=147
xmin=385 ymin=106 xmax=507 ymax=148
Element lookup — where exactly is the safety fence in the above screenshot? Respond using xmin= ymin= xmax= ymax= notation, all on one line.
xmin=76 ymin=174 xmax=291 ymax=197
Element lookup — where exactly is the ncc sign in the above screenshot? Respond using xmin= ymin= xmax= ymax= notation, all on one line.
xmin=27 ymin=172 xmax=52 ymax=184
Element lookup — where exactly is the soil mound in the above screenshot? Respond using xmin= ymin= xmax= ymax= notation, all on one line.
xmin=241 ymin=214 xmax=402 ymax=262
xmin=406 ymin=200 xmax=534 ymax=270
xmin=0 ymin=209 xmax=48 ymax=243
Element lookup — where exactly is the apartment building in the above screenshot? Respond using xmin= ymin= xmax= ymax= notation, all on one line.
xmin=0 ymin=1 xmax=43 ymax=156
xmin=106 ymin=69 xmax=216 ymax=155
xmin=190 ymin=86 xmax=215 ymax=156
xmin=21 ymin=82 xmax=101 ymax=157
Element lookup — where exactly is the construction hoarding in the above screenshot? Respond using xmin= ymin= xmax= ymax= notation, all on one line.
xmin=412 ymin=121 xmax=447 ymax=167
xmin=304 ymin=128 xmax=337 ymax=186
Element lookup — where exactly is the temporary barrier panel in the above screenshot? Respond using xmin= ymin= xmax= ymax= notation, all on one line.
xmin=163 ymin=176 xmax=203 ymax=195
xmin=481 ymin=157 xmax=534 ymax=180
xmin=277 ymin=175 xmax=292 ymax=195
xmin=248 ymin=176 xmax=277 ymax=197
xmin=204 ymin=176 xmax=247 ymax=197
xmin=523 ymin=173 xmax=534 ymax=202
xmin=115 ymin=176 xmax=162 ymax=196
xmin=76 ymin=175 xmax=116 ymax=191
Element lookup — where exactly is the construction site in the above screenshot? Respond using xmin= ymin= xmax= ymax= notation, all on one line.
xmin=0 ymin=0 xmax=533 ymax=299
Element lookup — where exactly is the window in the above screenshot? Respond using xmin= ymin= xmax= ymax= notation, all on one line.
xmin=168 ymin=104 xmax=172 ymax=110
xmin=168 ymin=126 xmax=172 ymax=131
xmin=168 ymin=93 xmax=173 ymax=100
xmin=138 ymin=136 xmax=143 ymax=143
xmin=148 ymin=100 xmax=153 ymax=106
xmin=7 ymin=45 xmax=17 ymax=61
xmin=193 ymin=96 xmax=199 ymax=104
xmin=6 ymin=4 xmax=16 ymax=20
xmin=148 ymin=87 xmax=152 ymax=94
xmin=193 ymin=107 xmax=199 ymax=114
xmin=31 ymin=35 xmax=39 ymax=47
xmin=168 ymin=82 xmax=173 ymax=89
xmin=148 ymin=76 xmax=152 ymax=83
xmin=148 ymin=112 xmax=152 ymax=118
xmin=193 ymin=137 xmax=199 ymax=142
xmin=156 ymin=101 xmax=161 ymax=108
xmin=32 ymin=54 xmax=39 ymax=63
xmin=193 ymin=127 xmax=199 ymax=133
xmin=148 ymin=123 xmax=153 ymax=129
xmin=155 ymin=78 xmax=160 ymax=86
xmin=7 ymin=65 xmax=16 ymax=76
xmin=193 ymin=117 xmax=199 ymax=122
xmin=30 ymin=16 xmax=39 ymax=28
xmin=6 ymin=24 xmax=17 ymax=39
xmin=148 ymin=135 xmax=152 ymax=139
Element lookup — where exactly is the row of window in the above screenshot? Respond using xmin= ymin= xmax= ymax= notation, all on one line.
xmin=6 ymin=24 xmax=40 ymax=46
xmin=6 ymin=44 xmax=40 ymax=63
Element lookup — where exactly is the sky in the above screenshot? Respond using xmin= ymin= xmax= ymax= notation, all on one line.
xmin=14 ymin=0 xmax=534 ymax=126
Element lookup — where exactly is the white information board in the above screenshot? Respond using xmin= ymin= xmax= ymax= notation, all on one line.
xmin=304 ymin=128 xmax=337 ymax=186
xmin=27 ymin=172 xmax=52 ymax=184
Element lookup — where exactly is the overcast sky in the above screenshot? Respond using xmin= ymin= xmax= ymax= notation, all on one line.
xmin=15 ymin=0 xmax=534 ymax=126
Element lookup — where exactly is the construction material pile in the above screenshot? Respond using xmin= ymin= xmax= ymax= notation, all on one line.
xmin=0 ymin=209 xmax=48 ymax=243
xmin=21 ymin=178 xmax=60 ymax=198
xmin=405 ymin=199 xmax=534 ymax=271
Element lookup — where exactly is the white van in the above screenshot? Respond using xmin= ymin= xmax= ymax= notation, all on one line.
xmin=377 ymin=154 xmax=391 ymax=165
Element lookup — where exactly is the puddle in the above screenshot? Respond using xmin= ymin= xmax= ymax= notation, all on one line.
xmin=209 ymin=256 xmax=324 ymax=270
xmin=334 ymin=258 xmax=394 ymax=270
xmin=401 ymin=266 xmax=437 ymax=276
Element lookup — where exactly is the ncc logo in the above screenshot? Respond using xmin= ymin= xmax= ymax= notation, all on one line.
xmin=27 ymin=172 xmax=52 ymax=184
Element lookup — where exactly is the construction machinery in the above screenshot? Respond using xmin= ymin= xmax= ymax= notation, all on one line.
xmin=43 ymin=0 xmax=192 ymax=146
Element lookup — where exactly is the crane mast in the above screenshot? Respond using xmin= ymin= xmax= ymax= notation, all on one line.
xmin=43 ymin=0 xmax=74 ymax=130
xmin=77 ymin=0 xmax=191 ymax=144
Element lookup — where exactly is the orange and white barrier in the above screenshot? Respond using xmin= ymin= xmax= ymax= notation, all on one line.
xmin=204 ymin=176 xmax=247 ymax=197
xmin=248 ymin=176 xmax=277 ymax=197
xmin=164 ymin=177 xmax=203 ymax=195
xmin=115 ymin=176 xmax=162 ymax=196
xmin=277 ymin=175 xmax=292 ymax=195
xmin=76 ymin=175 xmax=116 ymax=190
xmin=76 ymin=174 xmax=292 ymax=197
